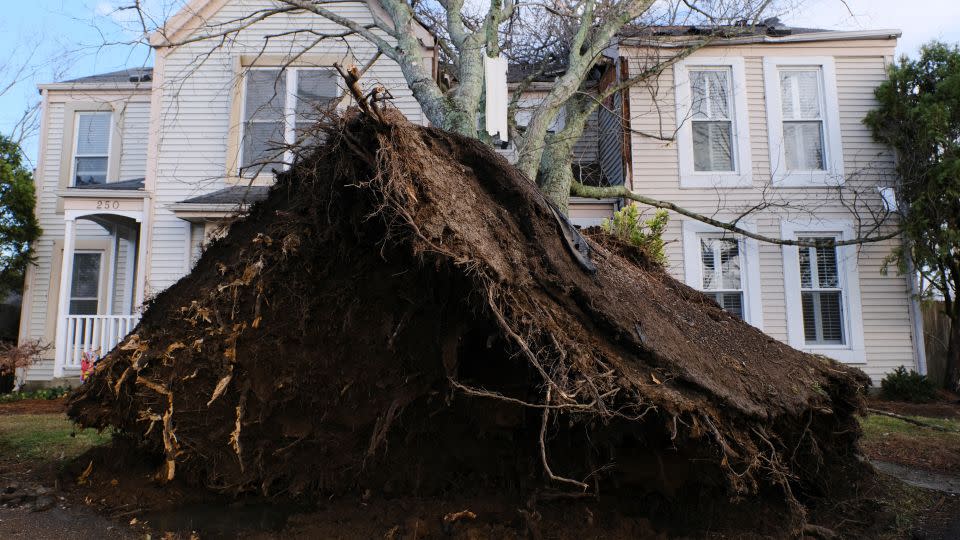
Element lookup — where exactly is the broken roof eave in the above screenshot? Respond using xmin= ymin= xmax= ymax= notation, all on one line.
xmin=620 ymin=29 xmax=902 ymax=48
xmin=38 ymin=82 xmax=152 ymax=92
xmin=170 ymin=202 xmax=252 ymax=222
xmin=149 ymin=0 xmax=437 ymax=49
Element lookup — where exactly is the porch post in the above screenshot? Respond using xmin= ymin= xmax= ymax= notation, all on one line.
xmin=134 ymin=207 xmax=149 ymax=310
xmin=105 ymin=224 xmax=118 ymax=316
xmin=53 ymin=218 xmax=76 ymax=378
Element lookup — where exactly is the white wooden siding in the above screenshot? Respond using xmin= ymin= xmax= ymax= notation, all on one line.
xmin=23 ymin=92 xmax=151 ymax=381
xmin=623 ymin=38 xmax=913 ymax=383
xmin=147 ymin=0 xmax=425 ymax=292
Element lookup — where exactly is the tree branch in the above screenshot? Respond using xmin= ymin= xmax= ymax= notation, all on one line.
xmin=570 ymin=182 xmax=903 ymax=248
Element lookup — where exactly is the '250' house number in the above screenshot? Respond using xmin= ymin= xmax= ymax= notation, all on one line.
xmin=96 ymin=200 xmax=121 ymax=210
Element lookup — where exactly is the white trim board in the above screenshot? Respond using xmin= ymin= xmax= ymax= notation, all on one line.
xmin=763 ymin=56 xmax=845 ymax=188
xmin=674 ymin=57 xmax=752 ymax=188
xmin=780 ymin=218 xmax=866 ymax=363
xmin=681 ymin=220 xmax=764 ymax=330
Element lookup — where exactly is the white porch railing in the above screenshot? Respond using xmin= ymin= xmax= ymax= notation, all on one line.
xmin=58 ymin=314 xmax=141 ymax=372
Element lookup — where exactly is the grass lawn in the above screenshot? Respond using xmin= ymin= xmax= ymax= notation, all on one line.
xmin=0 ymin=413 xmax=111 ymax=463
xmin=860 ymin=413 xmax=960 ymax=475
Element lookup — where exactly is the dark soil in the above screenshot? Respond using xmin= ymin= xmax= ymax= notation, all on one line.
xmin=0 ymin=399 xmax=66 ymax=415
xmin=868 ymin=392 xmax=960 ymax=419
xmin=68 ymin=111 xmax=872 ymax=537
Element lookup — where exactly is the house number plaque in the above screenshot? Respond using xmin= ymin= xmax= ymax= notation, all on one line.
xmin=96 ymin=200 xmax=122 ymax=210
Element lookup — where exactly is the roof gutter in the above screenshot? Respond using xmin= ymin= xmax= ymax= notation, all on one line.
xmin=37 ymin=82 xmax=152 ymax=92
xmin=621 ymin=29 xmax=902 ymax=48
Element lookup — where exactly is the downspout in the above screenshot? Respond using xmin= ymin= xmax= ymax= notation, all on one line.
xmin=905 ymin=249 xmax=928 ymax=375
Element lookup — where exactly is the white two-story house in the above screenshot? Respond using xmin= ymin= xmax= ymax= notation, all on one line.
xmin=18 ymin=2 xmax=924 ymax=386
xmin=588 ymin=22 xmax=926 ymax=383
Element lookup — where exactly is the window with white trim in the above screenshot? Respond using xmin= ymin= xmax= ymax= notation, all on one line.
xmin=681 ymin=220 xmax=763 ymax=328
xmin=690 ymin=68 xmax=734 ymax=172
xmin=781 ymin=219 xmax=864 ymax=363
xmin=779 ymin=69 xmax=825 ymax=171
xmin=699 ymin=236 xmax=744 ymax=318
xmin=69 ymin=252 xmax=102 ymax=315
xmin=674 ymin=58 xmax=751 ymax=188
xmin=763 ymin=57 xmax=844 ymax=187
xmin=798 ymin=237 xmax=844 ymax=345
xmin=240 ymin=67 xmax=339 ymax=175
xmin=73 ymin=112 xmax=111 ymax=186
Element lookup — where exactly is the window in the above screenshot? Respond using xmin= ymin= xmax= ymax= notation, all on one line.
xmin=798 ymin=238 xmax=844 ymax=344
xmin=763 ymin=57 xmax=844 ymax=187
xmin=779 ymin=69 xmax=825 ymax=171
xmin=73 ymin=112 xmax=111 ymax=186
xmin=674 ymin=58 xmax=751 ymax=188
xmin=69 ymin=252 xmax=101 ymax=315
xmin=781 ymin=219 xmax=864 ymax=363
xmin=699 ymin=237 xmax=744 ymax=318
xmin=681 ymin=220 xmax=763 ymax=328
xmin=240 ymin=68 xmax=339 ymax=175
xmin=690 ymin=68 xmax=734 ymax=172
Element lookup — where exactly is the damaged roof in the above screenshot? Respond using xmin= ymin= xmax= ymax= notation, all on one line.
xmin=62 ymin=68 xmax=154 ymax=85
xmin=178 ymin=186 xmax=270 ymax=206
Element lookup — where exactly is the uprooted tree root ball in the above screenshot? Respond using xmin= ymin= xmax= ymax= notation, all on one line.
xmin=68 ymin=110 xmax=870 ymax=534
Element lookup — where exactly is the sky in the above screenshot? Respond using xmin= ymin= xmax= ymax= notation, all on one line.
xmin=1 ymin=0 xmax=958 ymax=166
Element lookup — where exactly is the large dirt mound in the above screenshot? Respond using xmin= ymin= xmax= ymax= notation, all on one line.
xmin=69 ymin=110 xmax=869 ymax=532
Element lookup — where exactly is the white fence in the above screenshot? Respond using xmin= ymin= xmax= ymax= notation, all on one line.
xmin=57 ymin=314 xmax=141 ymax=373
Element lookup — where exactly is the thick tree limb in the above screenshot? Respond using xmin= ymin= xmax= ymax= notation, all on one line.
xmin=570 ymin=182 xmax=903 ymax=248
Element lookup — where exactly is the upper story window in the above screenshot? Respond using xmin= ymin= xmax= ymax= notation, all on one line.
xmin=73 ymin=112 xmax=112 ymax=186
xmin=690 ymin=68 xmax=734 ymax=172
xmin=763 ymin=57 xmax=844 ymax=187
xmin=682 ymin=220 xmax=763 ymax=328
xmin=779 ymin=70 xmax=826 ymax=171
xmin=240 ymin=67 xmax=339 ymax=176
xmin=674 ymin=58 xmax=752 ymax=188
xmin=781 ymin=220 xmax=864 ymax=363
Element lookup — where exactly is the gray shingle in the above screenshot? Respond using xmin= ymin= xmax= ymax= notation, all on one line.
xmin=62 ymin=68 xmax=154 ymax=84
xmin=179 ymin=186 xmax=270 ymax=205
xmin=71 ymin=178 xmax=145 ymax=190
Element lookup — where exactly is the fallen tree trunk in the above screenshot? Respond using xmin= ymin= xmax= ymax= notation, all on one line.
xmin=69 ymin=110 xmax=870 ymax=534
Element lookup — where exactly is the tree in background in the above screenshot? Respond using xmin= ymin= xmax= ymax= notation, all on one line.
xmin=0 ymin=135 xmax=40 ymax=300
xmin=865 ymin=42 xmax=960 ymax=391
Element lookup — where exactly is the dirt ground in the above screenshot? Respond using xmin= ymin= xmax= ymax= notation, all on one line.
xmin=861 ymin=393 xmax=960 ymax=475
xmin=3 ymin=396 xmax=960 ymax=539
xmin=0 ymin=398 xmax=66 ymax=415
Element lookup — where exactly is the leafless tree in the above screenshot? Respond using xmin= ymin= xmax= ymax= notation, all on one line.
xmin=102 ymin=0 xmax=899 ymax=248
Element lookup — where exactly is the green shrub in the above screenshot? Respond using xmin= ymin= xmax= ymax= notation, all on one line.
xmin=880 ymin=366 xmax=938 ymax=403
xmin=0 ymin=386 xmax=70 ymax=402
xmin=601 ymin=206 xmax=669 ymax=265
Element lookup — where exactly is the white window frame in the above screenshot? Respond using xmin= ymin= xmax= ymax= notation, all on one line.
xmin=682 ymin=220 xmax=763 ymax=329
xmin=69 ymin=250 xmax=103 ymax=315
xmin=71 ymin=111 xmax=113 ymax=187
xmin=763 ymin=57 xmax=844 ymax=187
xmin=781 ymin=219 xmax=865 ymax=363
xmin=674 ymin=57 xmax=752 ymax=188
xmin=239 ymin=67 xmax=342 ymax=177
